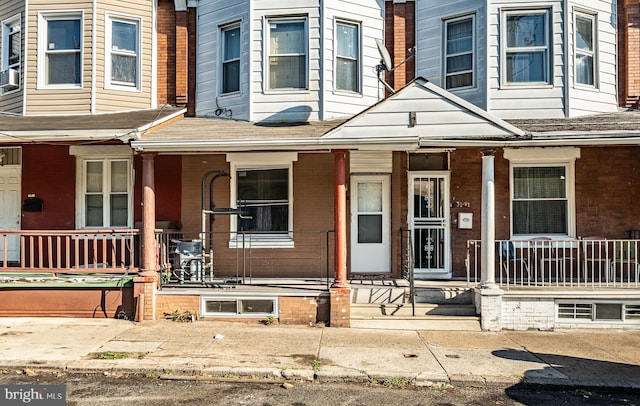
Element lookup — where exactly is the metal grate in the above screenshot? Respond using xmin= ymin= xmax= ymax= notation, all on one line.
xmin=557 ymin=303 xmax=592 ymax=319
xmin=625 ymin=304 xmax=640 ymax=320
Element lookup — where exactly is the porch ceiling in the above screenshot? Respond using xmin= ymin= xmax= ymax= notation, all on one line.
xmin=0 ymin=107 xmax=185 ymax=143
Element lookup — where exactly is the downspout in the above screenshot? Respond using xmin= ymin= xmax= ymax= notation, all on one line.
xmin=319 ymin=0 xmax=324 ymax=120
xmin=249 ymin=0 xmax=254 ymax=121
xmin=91 ymin=0 xmax=97 ymax=114
xmin=563 ymin=0 xmax=570 ymax=118
xmin=151 ymin=0 xmax=158 ymax=108
xmin=485 ymin=0 xmax=490 ymax=113
xmin=23 ymin=1 xmax=29 ymax=115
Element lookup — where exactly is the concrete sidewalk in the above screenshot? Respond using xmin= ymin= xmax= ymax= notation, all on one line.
xmin=0 ymin=317 xmax=639 ymax=389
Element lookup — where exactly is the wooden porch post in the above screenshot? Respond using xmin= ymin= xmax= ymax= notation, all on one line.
xmin=480 ymin=150 xmax=496 ymax=286
xmin=135 ymin=152 xmax=158 ymax=322
xmin=330 ymin=150 xmax=350 ymax=327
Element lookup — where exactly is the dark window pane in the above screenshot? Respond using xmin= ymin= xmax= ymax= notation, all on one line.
xmin=223 ymin=60 xmax=240 ymax=93
xmin=513 ymin=200 xmax=567 ymax=234
xmin=47 ymin=19 xmax=80 ymax=50
xmin=47 ymin=53 xmax=80 ymax=84
xmin=358 ymin=214 xmax=382 ymax=243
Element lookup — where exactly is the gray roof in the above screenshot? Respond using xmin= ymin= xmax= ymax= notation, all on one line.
xmin=507 ymin=110 xmax=640 ymax=134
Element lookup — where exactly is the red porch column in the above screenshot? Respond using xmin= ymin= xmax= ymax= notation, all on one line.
xmin=136 ymin=152 xmax=158 ymax=321
xmin=331 ymin=150 xmax=350 ymax=327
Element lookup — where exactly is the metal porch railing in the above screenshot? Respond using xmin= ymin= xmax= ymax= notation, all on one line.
xmin=467 ymin=239 xmax=640 ymax=289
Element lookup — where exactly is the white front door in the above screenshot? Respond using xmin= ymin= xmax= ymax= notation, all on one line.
xmin=409 ymin=173 xmax=451 ymax=279
xmin=350 ymin=175 xmax=390 ymax=274
xmin=0 ymin=166 xmax=21 ymax=262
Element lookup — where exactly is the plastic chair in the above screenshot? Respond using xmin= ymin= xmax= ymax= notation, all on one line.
xmin=499 ymin=241 xmax=530 ymax=282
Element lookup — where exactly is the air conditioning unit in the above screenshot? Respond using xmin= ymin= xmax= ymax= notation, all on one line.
xmin=0 ymin=68 xmax=19 ymax=90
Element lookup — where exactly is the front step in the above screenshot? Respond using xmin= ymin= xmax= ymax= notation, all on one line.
xmin=350 ymin=303 xmax=481 ymax=331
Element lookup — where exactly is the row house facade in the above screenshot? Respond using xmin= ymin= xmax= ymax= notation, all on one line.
xmin=2 ymin=0 xmax=640 ymax=330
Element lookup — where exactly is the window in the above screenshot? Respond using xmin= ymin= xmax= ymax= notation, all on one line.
xmin=575 ymin=12 xmax=596 ymax=87
xmin=1 ymin=14 xmax=21 ymax=92
xmin=444 ymin=15 xmax=474 ymax=89
xmin=228 ymin=153 xmax=297 ymax=247
xmin=504 ymin=148 xmax=579 ymax=238
xmin=503 ymin=10 xmax=550 ymax=85
xmin=81 ymin=159 xmax=131 ymax=228
xmin=106 ymin=15 xmax=140 ymax=89
xmin=335 ymin=20 xmax=359 ymax=93
xmin=221 ymin=23 xmax=240 ymax=94
xmin=39 ymin=13 xmax=82 ymax=87
xmin=267 ymin=17 xmax=307 ymax=90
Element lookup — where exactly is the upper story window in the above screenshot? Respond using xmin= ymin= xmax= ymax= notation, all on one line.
xmin=444 ymin=15 xmax=474 ymax=89
xmin=39 ymin=12 xmax=82 ymax=88
xmin=1 ymin=14 xmax=21 ymax=93
xmin=575 ymin=12 xmax=596 ymax=87
xmin=267 ymin=17 xmax=307 ymax=90
xmin=106 ymin=15 xmax=140 ymax=90
xmin=503 ymin=10 xmax=550 ymax=85
xmin=221 ymin=23 xmax=240 ymax=94
xmin=335 ymin=20 xmax=360 ymax=93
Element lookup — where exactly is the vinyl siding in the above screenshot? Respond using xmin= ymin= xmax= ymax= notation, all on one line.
xmin=566 ymin=0 xmax=618 ymax=116
xmin=196 ymin=0 xmax=250 ymax=120
xmin=93 ymin=0 xmax=154 ymax=112
xmin=0 ymin=1 xmax=25 ymax=114
xmin=415 ymin=0 xmax=486 ymax=109
xmin=26 ymin=0 xmax=93 ymax=115
xmin=322 ymin=0 xmax=385 ymax=120
xmin=487 ymin=0 xmax=566 ymax=119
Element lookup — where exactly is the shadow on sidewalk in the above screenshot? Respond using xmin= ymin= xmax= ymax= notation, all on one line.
xmin=492 ymin=349 xmax=640 ymax=405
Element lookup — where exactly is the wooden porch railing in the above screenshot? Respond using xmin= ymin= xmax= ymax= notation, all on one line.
xmin=0 ymin=230 xmax=140 ymax=274
xmin=467 ymin=239 xmax=640 ymax=289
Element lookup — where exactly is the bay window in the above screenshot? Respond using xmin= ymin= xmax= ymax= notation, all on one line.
xmin=106 ymin=15 xmax=140 ymax=89
xmin=39 ymin=13 xmax=82 ymax=87
xmin=503 ymin=10 xmax=550 ymax=85
xmin=575 ymin=12 xmax=596 ymax=87
xmin=335 ymin=20 xmax=359 ymax=93
xmin=267 ymin=17 xmax=307 ymax=90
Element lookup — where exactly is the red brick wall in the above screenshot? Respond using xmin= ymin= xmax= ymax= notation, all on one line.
xmin=618 ymin=0 xmax=640 ymax=107
xmin=278 ymin=296 xmax=329 ymax=325
xmin=384 ymin=1 xmax=416 ymax=92
xmin=157 ymin=0 xmax=177 ymax=106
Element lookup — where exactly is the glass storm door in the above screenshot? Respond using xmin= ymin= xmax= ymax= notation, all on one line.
xmin=409 ymin=173 xmax=451 ymax=279
xmin=0 ymin=167 xmax=21 ymax=262
xmin=350 ymin=175 xmax=390 ymax=274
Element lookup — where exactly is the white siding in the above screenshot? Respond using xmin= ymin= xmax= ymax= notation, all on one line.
xmin=196 ymin=0 xmax=250 ymax=120
xmin=0 ymin=1 xmax=24 ymax=114
xmin=487 ymin=0 xmax=566 ymax=119
xmin=250 ymin=0 xmax=321 ymax=122
xmin=566 ymin=0 xmax=618 ymax=117
xmin=322 ymin=0 xmax=384 ymax=120
xmin=415 ymin=0 xmax=486 ymax=109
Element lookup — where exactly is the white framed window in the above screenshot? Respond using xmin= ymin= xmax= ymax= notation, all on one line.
xmin=71 ymin=146 xmax=133 ymax=229
xmin=502 ymin=9 xmax=550 ymax=85
xmin=444 ymin=14 xmax=474 ymax=89
xmin=106 ymin=14 xmax=141 ymax=90
xmin=220 ymin=22 xmax=240 ymax=95
xmin=1 ymin=14 xmax=21 ymax=93
xmin=266 ymin=17 xmax=307 ymax=90
xmin=574 ymin=11 xmax=596 ymax=87
xmin=227 ymin=152 xmax=297 ymax=247
xmin=504 ymin=148 xmax=579 ymax=239
xmin=38 ymin=12 xmax=82 ymax=88
xmin=335 ymin=20 xmax=360 ymax=93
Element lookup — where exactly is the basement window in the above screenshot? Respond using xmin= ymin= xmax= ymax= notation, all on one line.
xmin=557 ymin=302 xmax=640 ymax=322
xmin=200 ymin=296 xmax=277 ymax=318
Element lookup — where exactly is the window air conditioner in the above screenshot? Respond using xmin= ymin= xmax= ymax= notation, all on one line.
xmin=0 ymin=68 xmax=19 ymax=89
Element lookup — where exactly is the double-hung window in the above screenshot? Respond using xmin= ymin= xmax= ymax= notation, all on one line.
xmin=267 ymin=17 xmax=307 ymax=90
xmin=444 ymin=15 xmax=474 ymax=89
xmin=505 ymin=148 xmax=579 ymax=238
xmin=106 ymin=15 xmax=140 ymax=89
xmin=575 ymin=12 xmax=596 ymax=87
xmin=503 ymin=10 xmax=550 ymax=85
xmin=221 ymin=23 xmax=240 ymax=94
xmin=1 ymin=14 xmax=21 ymax=92
xmin=335 ymin=20 xmax=359 ymax=93
xmin=40 ymin=13 xmax=82 ymax=87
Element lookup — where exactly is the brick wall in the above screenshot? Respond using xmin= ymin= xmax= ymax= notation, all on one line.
xmin=384 ymin=1 xmax=416 ymax=92
xmin=619 ymin=0 xmax=640 ymax=107
xmin=157 ymin=0 xmax=176 ymax=106
xmin=501 ymin=298 xmax=555 ymax=331
xmin=155 ymin=294 xmax=200 ymax=319
xmin=278 ymin=296 xmax=330 ymax=325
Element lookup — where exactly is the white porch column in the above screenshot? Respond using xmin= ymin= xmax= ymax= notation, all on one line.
xmin=480 ymin=150 xmax=496 ymax=287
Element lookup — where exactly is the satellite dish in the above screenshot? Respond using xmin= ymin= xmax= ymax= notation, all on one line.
xmin=375 ymin=39 xmax=393 ymax=71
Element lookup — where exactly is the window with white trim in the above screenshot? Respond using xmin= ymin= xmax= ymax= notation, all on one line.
xmin=444 ymin=15 xmax=474 ymax=89
xmin=228 ymin=153 xmax=296 ymax=247
xmin=221 ymin=23 xmax=240 ymax=94
xmin=503 ymin=10 xmax=550 ymax=85
xmin=106 ymin=15 xmax=140 ymax=89
xmin=1 ymin=14 xmax=21 ymax=92
xmin=505 ymin=148 xmax=578 ymax=238
xmin=267 ymin=17 xmax=307 ymax=90
xmin=575 ymin=12 xmax=596 ymax=87
xmin=39 ymin=13 xmax=82 ymax=87
xmin=335 ymin=20 xmax=359 ymax=93
xmin=78 ymin=158 xmax=132 ymax=228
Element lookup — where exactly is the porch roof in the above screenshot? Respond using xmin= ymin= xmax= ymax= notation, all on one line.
xmin=0 ymin=107 xmax=185 ymax=143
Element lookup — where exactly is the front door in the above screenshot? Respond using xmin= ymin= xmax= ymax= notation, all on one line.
xmin=350 ymin=175 xmax=390 ymax=275
xmin=0 ymin=166 xmax=21 ymax=262
xmin=409 ymin=173 xmax=451 ymax=279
